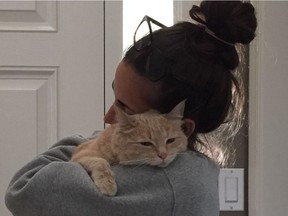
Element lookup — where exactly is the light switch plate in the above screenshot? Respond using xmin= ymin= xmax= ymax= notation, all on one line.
xmin=219 ymin=168 xmax=244 ymax=211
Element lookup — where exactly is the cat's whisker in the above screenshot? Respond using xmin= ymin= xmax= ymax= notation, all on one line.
xmin=119 ymin=158 xmax=149 ymax=166
xmin=175 ymin=152 xmax=190 ymax=157
xmin=176 ymin=152 xmax=189 ymax=155
xmin=132 ymin=162 xmax=148 ymax=169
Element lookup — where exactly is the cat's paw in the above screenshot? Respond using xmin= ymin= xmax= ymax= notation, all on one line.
xmin=97 ymin=178 xmax=117 ymax=196
xmin=96 ymin=174 xmax=117 ymax=196
xmin=91 ymin=162 xmax=117 ymax=196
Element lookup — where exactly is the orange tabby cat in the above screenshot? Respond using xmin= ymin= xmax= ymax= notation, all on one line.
xmin=71 ymin=101 xmax=188 ymax=196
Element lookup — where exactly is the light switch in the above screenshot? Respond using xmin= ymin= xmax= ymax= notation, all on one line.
xmin=219 ymin=168 xmax=244 ymax=211
xmin=225 ymin=177 xmax=238 ymax=202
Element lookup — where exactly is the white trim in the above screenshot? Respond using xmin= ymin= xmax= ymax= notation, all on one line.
xmin=173 ymin=0 xmax=183 ymax=23
xmin=248 ymin=1 xmax=264 ymax=216
xmin=104 ymin=0 xmax=123 ymax=125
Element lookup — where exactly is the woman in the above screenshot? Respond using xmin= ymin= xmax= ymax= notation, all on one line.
xmin=5 ymin=1 xmax=257 ymax=216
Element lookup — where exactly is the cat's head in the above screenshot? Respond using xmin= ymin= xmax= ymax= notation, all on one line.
xmin=112 ymin=100 xmax=188 ymax=167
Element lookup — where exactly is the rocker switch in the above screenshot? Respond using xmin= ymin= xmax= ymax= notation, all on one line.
xmin=219 ymin=168 xmax=244 ymax=211
xmin=225 ymin=177 xmax=238 ymax=202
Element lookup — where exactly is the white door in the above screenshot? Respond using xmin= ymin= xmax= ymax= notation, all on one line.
xmin=0 ymin=1 xmax=108 ymax=215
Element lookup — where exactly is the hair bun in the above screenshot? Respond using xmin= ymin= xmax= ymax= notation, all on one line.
xmin=190 ymin=0 xmax=257 ymax=45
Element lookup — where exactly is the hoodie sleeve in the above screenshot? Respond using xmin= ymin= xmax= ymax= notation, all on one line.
xmin=4 ymin=134 xmax=93 ymax=216
xmin=5 ymin=133 xmax=219 ymax=216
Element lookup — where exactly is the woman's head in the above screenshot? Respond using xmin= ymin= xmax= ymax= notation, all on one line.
xmin=106 ymin=0 xmax=257 ymax=166
xmin=104 ymin=61 xmax=163 ymax=123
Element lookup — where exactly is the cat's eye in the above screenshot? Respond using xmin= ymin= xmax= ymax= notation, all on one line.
xmin=140 ymin=142 xmax=153 ymax=147
xmin=166 ymin=138 xmax=175 ymax=144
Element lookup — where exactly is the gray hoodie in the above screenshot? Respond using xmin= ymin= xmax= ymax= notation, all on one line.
xmin=5 ymin=133 xmax=219 ymax=216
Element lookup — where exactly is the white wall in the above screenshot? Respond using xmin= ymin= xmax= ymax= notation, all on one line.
xmin=249 ymin=1 xmax=288 ymax=216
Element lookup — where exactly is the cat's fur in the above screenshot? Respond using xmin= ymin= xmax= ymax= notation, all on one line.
xmin=71 ymin=101 xmax=188 ymax=196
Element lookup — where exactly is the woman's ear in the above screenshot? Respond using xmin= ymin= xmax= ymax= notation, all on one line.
xmin=182 ymin=118 xmax=195 ymax=137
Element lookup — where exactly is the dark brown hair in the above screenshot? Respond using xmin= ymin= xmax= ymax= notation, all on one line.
xmin=123 ymin=0 xmax=257 ymax=166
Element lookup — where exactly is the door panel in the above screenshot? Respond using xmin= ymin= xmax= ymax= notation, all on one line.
xmin=0 ymin=1 xmax=104 ymax=215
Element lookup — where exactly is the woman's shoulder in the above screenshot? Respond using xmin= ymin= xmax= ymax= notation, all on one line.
xmin=165 ymin=151 xmax=220 ymax=215
xmin=111 ymin=150 xmax=219 ymax=198
xmin=164 ymin=151 xmax=220 ymax=191
xmin=112 ymin=150 xmax=219 ymax=178
xmin=167 ymin=151 xmax=220 ymax=177
xmin=111 ymin=151 xmax=220 ymax=215
xmin=113 ymin=151 xmax=219 ymax=182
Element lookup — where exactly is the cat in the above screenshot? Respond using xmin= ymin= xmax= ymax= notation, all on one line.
xmin=70 ymin=100 xmax=188 ymax=196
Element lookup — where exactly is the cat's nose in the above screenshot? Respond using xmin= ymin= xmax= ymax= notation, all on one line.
xmin=158 ymin=152 xmax=168 ymax=160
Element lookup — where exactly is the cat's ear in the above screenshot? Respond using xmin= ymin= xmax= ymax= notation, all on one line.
xmin=166 ymin=99 xmax=186 ymax=119
xmin=114 ymin=105 xmax=137 ymax=128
